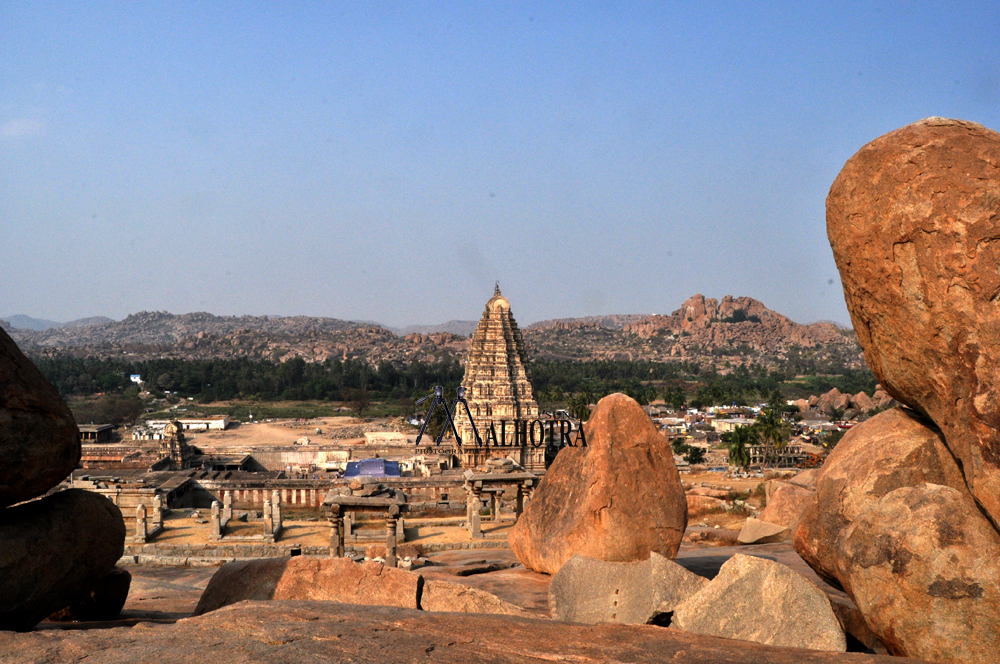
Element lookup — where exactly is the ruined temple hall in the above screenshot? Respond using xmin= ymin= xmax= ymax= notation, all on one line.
xmin=457 ymin=284 xmax=541 ymax=469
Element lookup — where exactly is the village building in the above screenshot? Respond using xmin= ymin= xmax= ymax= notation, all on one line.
xmin=78 ymin=424 xmax=114 ymax=444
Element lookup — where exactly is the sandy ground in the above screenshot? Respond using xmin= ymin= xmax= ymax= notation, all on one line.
xmin=187 ymin=417 xmax=367 ymax=451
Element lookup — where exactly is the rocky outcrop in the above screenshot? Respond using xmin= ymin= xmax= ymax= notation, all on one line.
xmin=194 ymin=557 xmax=422 ymax=616
xmin=0 ymin=328 xmax=79 ymax=508
xmin=421 ymin=580 xmax=533 ymax=617
xmin=686 ymin=494 xmax=728 ymax=518
xmin=509 ymin=394 xmax=686 ymax=575
xmin=838 ymin=484 xmax=1000 ymax=662
xmin=828 ymin=117 xmax=1000 ymax=526
xmin=0 ymin=490 xmax=125 ymax=631
xmin=794 ymin=408 xmax=967 ymax=583
xmin=0 ymin=599 xmax=917 ymax=664
xmin=548 ymin=553 xmax=707 ymax=625
xmin=672 ymin=554 xmax=846 ymax=652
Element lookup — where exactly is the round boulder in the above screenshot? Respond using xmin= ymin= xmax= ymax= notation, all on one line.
xmin=509 ymin=393 xmax=686 ymax=575
xmin=827 ymin=117 xmax=1000 ymax=525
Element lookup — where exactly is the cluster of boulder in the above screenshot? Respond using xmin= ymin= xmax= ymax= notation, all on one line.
xmin=791 ymin=386 xmax=896 ymax=419
xmin=791 ymin=117 xmax=1000 ymax=664
xmin=0 ymin=328 xmax=128 ymax=630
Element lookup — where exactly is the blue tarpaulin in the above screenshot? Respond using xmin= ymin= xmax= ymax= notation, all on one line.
xmin=344 ymin=458 xmax=400 ymax=478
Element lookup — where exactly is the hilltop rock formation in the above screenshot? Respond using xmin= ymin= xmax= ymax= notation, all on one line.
xmin=0 ymin=328 xmax=79 ymax=508
xmin=509 ymin=393 xmax=686 ymax=575
xmin=827 ymin=117 xmax=1000 ymax=526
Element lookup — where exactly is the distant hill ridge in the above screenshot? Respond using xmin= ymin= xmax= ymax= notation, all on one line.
xmin=8 ymin=296 xmax=864 ymax=373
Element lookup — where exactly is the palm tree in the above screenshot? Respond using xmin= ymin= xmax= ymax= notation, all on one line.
xmin=754 ymin=406 xmax=790 ymax=468
xmin=567 ymin=393 xmax=591 ymax=422
xmin=722 ymin=425 xmax=756 ymax=471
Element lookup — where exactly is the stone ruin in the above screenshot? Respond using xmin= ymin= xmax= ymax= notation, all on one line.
xmin=0 ymin=328 xmax=128 ymax=630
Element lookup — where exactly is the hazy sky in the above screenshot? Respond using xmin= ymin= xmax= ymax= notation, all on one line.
xmin=3 ymin=2 xmax=999 ymax=328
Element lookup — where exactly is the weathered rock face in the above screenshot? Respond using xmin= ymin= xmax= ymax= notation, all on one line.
xmin=548 ymin=553 xmax=708 ymax=625
xmin=0 ymin=328 xmax=80 ymax=508
xmin=420 ymin=580 xmax=533 ymax=617
xmin=827 ymin=117 xmax=1000 ymax=525
xmin=758 ymin=482 xmax=813 ymax=532
xmin=509 ymin=394 xmax=686 ymax=575
xmin=685 ymin=494 xmax=727 ymax=518
xmin=838 ymin=484 xmax=1000 ymax=662
xmin=794 ymin=408 xmax=967 ymax=583
xmin=0 ymin=489 xmax=125 ymax=631
xmin=194 ymin=557 xmax=421 ymax=616
xmin=672 ymin=554 xmax=846 ymax=652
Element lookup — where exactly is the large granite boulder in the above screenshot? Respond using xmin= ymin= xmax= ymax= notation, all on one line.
xmin=737 ymin=518 xmax=787 ymax=545
xmin=672 ymin=554 xmax=846 ymax=652
xmin=758 ymin=481 xmax=812 ymax=531
xmin=548 ymin=552 xmax=707 ymax=625
xmin=838 ymin=484 xmax=1000 ymax=662
xmin=0 ymin=489 xmax=125 ymax=631
xmin=827 ymin=117 xmax=1000 ymax=525
xmin=509 ymin=394 xmax=686 ymax=575
xmin=48 ymin=567 xmax=132 ymax=622
xmin=194 ymin=556 xmax=421 ymax=615
xmin=794 ymin=408 xmax=967 ymax=583
xmin=0 ymin=328 xmax=79 ymax=508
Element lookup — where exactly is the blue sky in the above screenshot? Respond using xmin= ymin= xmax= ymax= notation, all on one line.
xmin=2 ymin=2 xmax=999 ymax=327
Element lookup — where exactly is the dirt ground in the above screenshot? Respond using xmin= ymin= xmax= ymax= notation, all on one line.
xmin=186 ymin=417 xmax=364 ymax=450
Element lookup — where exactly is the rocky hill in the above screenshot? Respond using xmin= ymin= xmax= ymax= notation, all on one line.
xmin=9 ymin=296 xmax=864 ymax=372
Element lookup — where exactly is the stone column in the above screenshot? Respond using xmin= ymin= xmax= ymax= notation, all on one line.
xmin=328 ymin=504 xmax=344 ymax=558
xmin=210 ymin=500 xmax=222 ymax=541
xmin=271 ymin=490 xmax=282 ymax=532
xmin=515 ymin=484 xmax=525 ymax=518
xmin=152 ymin=494 xmax=164 ymax=529
xmin=344 ymin=512 xmax=355 ymax=543
xmin=222 ymin=491 xmax=232 ymax=523
xmin=469 ymin=491 xmax=483 ymax=540
xmin=263 ymin=500 xmax=274 ymax=536
xmin=396 ymin=517 xmax=405 ymax=543
xmin=385 ymin=505 xmax=400 ymax=567
xmin=491 ymin=492 xmax=500 ymax=521
xmin=135 ymin=504 xmax=147 ymax=543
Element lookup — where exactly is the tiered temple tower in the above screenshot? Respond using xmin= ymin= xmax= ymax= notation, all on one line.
xmin=457 ymin=284 xmax=540 ymax=469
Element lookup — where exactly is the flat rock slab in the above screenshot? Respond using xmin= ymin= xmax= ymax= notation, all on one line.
xmin=0 ymin=599 xmax=925 ymax=663
xmin=421 ymin=580 xmax=534 ymax=617
xmin=738 ymin=518 xmax=788 ymax=545
xmin=549 ymin=552 xmax=708 ymax=624
xmin=673 ymin=554 xmax=847 ymax=652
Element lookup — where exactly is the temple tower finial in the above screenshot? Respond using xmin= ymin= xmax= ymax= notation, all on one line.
xmin=494 ymin=281 xmax=501 ymax=296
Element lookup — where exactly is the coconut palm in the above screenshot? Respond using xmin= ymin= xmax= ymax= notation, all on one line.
xmin=722 ymin=424 xmax=756 ymax=471
xmin=754 ymin=406 xmax=790 ymax=468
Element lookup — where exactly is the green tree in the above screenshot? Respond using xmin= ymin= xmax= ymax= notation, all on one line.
xmin=684 ymin=446 xmax=706 ymax=465
xmin=567 ymin=393 xmax=591 ymax=421
xmin=753 ymin=406 xmax=790 ymax=468
xmin=722 ymin=425 xmax=756 ymax=471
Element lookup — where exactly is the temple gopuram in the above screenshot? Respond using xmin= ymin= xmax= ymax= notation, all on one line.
xmin=456 ymin=284 xmax=544 ymax=471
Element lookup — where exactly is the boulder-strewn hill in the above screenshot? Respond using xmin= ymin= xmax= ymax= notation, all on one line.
xmin=9 ymin=296 xmax=864 ymax=372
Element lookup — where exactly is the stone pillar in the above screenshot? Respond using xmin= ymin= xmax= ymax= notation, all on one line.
xmin=222 ymin=491 xmax=232 ymax=523
xmin=152 ymin=494 xmax=164 ymax=528
xmin=469 ymin=490 xmax=483 ymax=540
xmin=272 ymin=490 xmax=282 ymax=532
xmin=515 ymin=485 xmax=525 ymax=518
xmin=210 ymin=500 xmax=222 ymax=541
xmin=491 ymin=492 xmax=500 ymax=521
xmin=344 ymin=513 xmax=355 ymax=542
xmin=396 ymin=517 xmax=405 ymax=543
xmin=263 ymin=500 xmax=274 ymax=536
xmin=135 ymin=503 xmax=147 ymax=543
xmin=385 ymin=505 xmax=399 ymax=567
xmin=328 ymin=504 xmax=344 ymax=557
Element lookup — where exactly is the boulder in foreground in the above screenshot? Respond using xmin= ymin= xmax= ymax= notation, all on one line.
xmin=509 ymin=393 xmax=687 ymax=574
xmin=48 ymin=567 xmax=132 ymax=622
xmin=0 ymin=599 xmax=918 ymax=664
xmin=0 ymin=328 xmax=80 ymax=508
xmin=827 ymin=116 xmax=1000 ymax=526
xmin=421 ymin=580 xmax=533 ymax=617
xmin=838 ymin=484 xmax=1000 ymax=663
xmin=194 ymin=557 xmax=421 ymax=615
xmin=548 ymin=552 xmax=707 ymax=625
xmin=672 ymin=554 xmax=846 ymax=652
xmin=0 ymin=489 xmax=125 ymax=631
xmin=737 ymin=518 xmax=787 ymax=545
